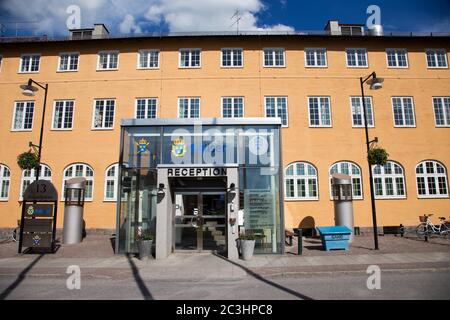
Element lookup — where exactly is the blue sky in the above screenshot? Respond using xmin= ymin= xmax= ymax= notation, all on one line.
xmin=0 ymin=0 xmax=449 ymax=37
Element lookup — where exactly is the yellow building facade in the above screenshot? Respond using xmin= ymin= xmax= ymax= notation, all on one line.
xmin=0 ymin=27 xmax=449 ymax=254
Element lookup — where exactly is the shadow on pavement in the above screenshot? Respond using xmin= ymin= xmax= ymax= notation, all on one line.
xmin=213 ymin=253 xmax=313 ymax=300
xmin=0 ymin=253 xmax=45 ymax=300
xmin=126 ymin=254 xmax=154 ymax=300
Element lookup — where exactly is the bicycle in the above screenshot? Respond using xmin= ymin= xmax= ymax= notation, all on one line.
xmin=416 ymin=214 xmax=450 ymax=239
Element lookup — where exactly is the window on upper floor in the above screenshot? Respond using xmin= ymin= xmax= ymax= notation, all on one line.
xmin=265 ymin=96 xmax=288 ymax=127
xmin=19 ymin=54 xmax=40 ymax=73
xmin=138 ymin=50 xmax=159 ymax=69
xmin=426 ymin=49 xmax=448 ymax=68
xmin=305 ymin=48 xmax=327 ymax=67
xmin=104 ymin=164 xmax=119 ymax=201
xmin=432 ymin=97 xmax=450 ymax=127
xmin=350 ymin=96 xmax=374 ymax=127
xmin=52 ymin=100 xmax=74 ymax=130
xmin=178 ymin=97 xmax=200 ymax=118
xmin=346 ymin=48 xmax=368 ymax=67
xmin=97 ymin=51 xmax=119 ymax=70
xmin=221 ymin=48 xmax=243 ymax=67
xmin=92 ymin=99 xmax=115 ymax=129
xmin=222 ymin=97 xmax=244 ymax=118
xmin=0 ymin=164 xmax=11 ymax=201
xmin=136 ymin=98 xmax=157 ymax=119
xmin=20 ymin=164 xmax=52 ymax=200
xmin=392 ymin=97 xmax=416 ymax=127
xmin=373 ymin=161 xmax=406 ymax=199
xmin=58 ymin=52 xmax=79 ymax=71
xmin=12 ymin=101 xmax=34 ymax=131
xmin=308 ymin=96 xmax=331 ymax=127
xmin=62 ymin=163 xmax=94 ymax=200
xmin=285 ymin=162 xmax=318 ymax=200
xmin=179 ymin=49 xmax=201 ymax=68
xmin=329 ymin=161 xmax=363 ymax=199
xmin=263 ymin=48 xmax=285 ymax=67
xmin=416 ymin=160 xmax=448 ymax=198
xmin=386 ymin=49 xmax=408 ymax=68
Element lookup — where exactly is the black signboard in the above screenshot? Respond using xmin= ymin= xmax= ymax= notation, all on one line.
xmin=18 ymin=180 xmax=58 ymax=253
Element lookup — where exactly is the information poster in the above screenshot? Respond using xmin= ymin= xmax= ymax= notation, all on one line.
xmin=243 ymin=189 xmax=275 ymax=230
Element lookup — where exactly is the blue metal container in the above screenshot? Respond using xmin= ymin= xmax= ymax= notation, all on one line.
xmin=316 ymin=226 xmax=352 ymax=251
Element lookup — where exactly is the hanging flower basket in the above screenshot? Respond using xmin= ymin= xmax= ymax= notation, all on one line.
xmin=368 ymin=147 xmax=389 ymax=166
xmin=17 ymin=151 xmax=39 ymax=170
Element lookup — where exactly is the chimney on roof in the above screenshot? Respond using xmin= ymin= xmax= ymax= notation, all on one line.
xmin=69 ymin=23 xmax=109 ymax=40
xmin=325 ymin=20 xmax=341 ymax=35
xmin=93 ymin=24 xmax=109 ymax=38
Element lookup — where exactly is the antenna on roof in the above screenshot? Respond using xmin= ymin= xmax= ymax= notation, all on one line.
xmin=230 ymin=10 xmax=241 ymax=35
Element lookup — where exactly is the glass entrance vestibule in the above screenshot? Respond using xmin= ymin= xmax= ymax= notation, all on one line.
xmin=116 ymin=118 xmax=284 ymax=260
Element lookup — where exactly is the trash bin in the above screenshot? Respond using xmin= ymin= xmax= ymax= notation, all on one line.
xmin=62 ymin=177 xmax=86 ymax=244
xmin=316 ymin=226 xmax=352 ymax=251
xmin=331 ymin=173 xmax=355 ymax=242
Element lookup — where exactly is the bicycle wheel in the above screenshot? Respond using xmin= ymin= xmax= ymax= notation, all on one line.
xmin=416 ymin=224 xmax=428 ymax=239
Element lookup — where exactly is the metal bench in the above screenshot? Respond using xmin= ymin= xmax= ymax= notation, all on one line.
xmin=382 ymin=225 xmax=405 ymax=237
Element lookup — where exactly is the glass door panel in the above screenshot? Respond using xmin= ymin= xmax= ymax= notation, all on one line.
xmin=201 ymin=193 xmax=227 ymax=252
xmin=174 ymin=193 xmax=199 ymax=251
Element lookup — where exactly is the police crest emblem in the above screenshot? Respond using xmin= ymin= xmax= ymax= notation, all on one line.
xmin=136 ymin=138 xmax=149 ymax=154
xmin=32 ymin=234 xmax=41 ymax=246
xmin=172 ymin=138 xmax=186 ymax=157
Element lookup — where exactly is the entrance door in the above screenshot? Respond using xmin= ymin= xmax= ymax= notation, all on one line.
xmin=174 ymin=192 xmax=226 ymax=253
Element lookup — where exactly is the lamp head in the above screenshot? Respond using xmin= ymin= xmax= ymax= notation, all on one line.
xmin=367 ymin=73 xmax=384 ymax=90
xmin=20 ymin=79 xmax=38 ymax=96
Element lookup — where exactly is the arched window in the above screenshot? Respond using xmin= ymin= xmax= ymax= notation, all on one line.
xmin=285 ymin=162 xmax=318 ymax=200
xmin=416 ymin=160 xmax=448 ymax=198
xmin=329 ymin=161 xmax=363 ymax=199
xmin=20 ymin=164 xmax=52 ymax=200
xmin=62 ymin=163 xmax=94 ymax=200
xmin=372 ymin=161 xmax=406 ymax=199
xmin=0 ymin=164 xmax=11 ymax=200
xmin=104 ymin=164 xmax=119 ymax=201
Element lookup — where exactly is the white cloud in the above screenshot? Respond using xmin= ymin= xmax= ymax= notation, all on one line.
xmin=119 ymin=14 xmax=142 ymax=34
xmin=0 ymin=0 xmax=294 ymax=36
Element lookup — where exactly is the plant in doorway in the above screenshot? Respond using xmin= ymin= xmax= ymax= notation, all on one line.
xmin=136 ymin=229 xmax=154 ymax=260
xmin=238 ymin=232 xmax=257 ymax=261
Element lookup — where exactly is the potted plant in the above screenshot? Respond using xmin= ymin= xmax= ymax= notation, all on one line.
xmin=238 ymin=232 xmax=257 ymax=261
xmin=368 ymin=146 xmax=389 ymax=166
xmin=17 ymin=151 xmax=39 ymax=170
xmin=136 ymin=229 xmax=154 ymax=260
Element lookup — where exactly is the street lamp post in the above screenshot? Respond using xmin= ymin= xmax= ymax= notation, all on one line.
xmin=360 ymin=72 xmax=384 ymax=250
xmin=20 ymin=78 xmax=48 ymax=182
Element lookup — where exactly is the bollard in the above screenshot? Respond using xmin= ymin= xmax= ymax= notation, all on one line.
xmin=400 ymin=224 xmax=404 ymax=237
xmin=297 ymin=228 xmax=303 ymax=255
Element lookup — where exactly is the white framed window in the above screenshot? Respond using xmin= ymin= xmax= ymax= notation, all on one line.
xmin=329 ymin=162 xmax=363 ymax=199
xmin=263 ymin=48 xmax=285 ymax=67
xmin=19 ymin=54 xmax=40 ymax=73
xmin=138 ymin=50 xmax=159 ymax=69
xmin=62 ymin=163 xmax=94 ymax=201
xmin=416 ymin=160 xmax=448 ymax=198
xmin=0 ymin=164 xmax=11 ymax=201
xmin=221 ymin=48 xmax=243 ymax=67
xmin=58 ymin=52 xmax=79 ymax=71
xmin=222 ymin=97 xmax=244 ymax=118
xmin=19 ymin=164 xmax=52 ymax=200
xmin=373 ymin=161 xmax=406 ymax=199
xmin=285 ymin=162 xmax=318 ymax=200
xmin=346 ymin=48 xmax=368 ymax=67
xmin=305 ymin=48 xmax=327 ymax=67
xmin=426 ymin=49 xmax=448 ymax=68
xmin=52 ymin=100 xmax=74 ymax=130
xmin=92 ymin=99 xmax=115 ymax=129
xmin=179 ymin=49 xmax=201 ymax=68
xmin=135 ymin=98 xmax=157 ymax=119
xmin=97 ymin=51 xmax=119 ymax=70
xmin=178 ymin=97 xmax=200 ymax=118
xmin=12 ymin=101 xmax=34 ymax=131
xmin=265 ymin=96 xmax=288 ymax=127
xmin=350 ymin=96 xmax=374 ymax=127
xmin=308 ymin=96 xmax=332 ymax=127
xmin=104 ymin=163 xmax=119 ymax=201
xmin=433 ymin=97 xmax=450 ymax=127
xmin=392 ymin=97 xmax=416 ymax=127
xmin=386 ymin=49 xmax=408 ymax=68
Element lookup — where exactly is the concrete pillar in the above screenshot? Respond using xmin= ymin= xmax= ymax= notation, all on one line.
xmin=227 ymin=167 xmax=239 ymax=260
xmin=156 ymin=168 xmax=171 ymax=259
